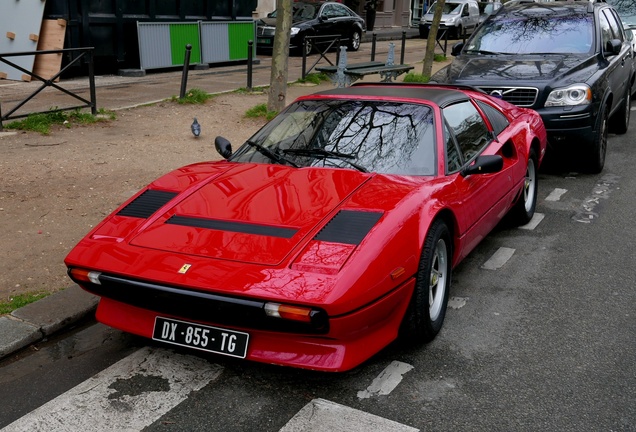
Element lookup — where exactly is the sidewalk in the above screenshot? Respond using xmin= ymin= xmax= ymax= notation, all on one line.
xmin=0 ymin=28 xmax=451 ymax=361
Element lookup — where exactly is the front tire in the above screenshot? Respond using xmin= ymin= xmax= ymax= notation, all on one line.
xmin=400 ymin=219 xmax=452 ymax=344
xmin=509 ymin=148 xmax=538 ymax=226
xmin=588 ymin=103 xmax=608 ymax=174
xmin=348 ymin=29 xmax=361 ymax=51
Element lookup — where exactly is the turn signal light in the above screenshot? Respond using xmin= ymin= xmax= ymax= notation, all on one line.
xmin=69 ymin=268 xmax=102 ymax=285
xmin=264 ymin=302 xmax=312 ymax=323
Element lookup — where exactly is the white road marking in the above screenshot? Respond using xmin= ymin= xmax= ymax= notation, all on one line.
xmin=519 ymin=212 xmax=544 ymax=230
xmin=572 ymin=174 xmax=619 ymax=223
xmin=2 ymin=347 xmax=223 ymax=432
xmin=481 ymin=247 xmax=515 ymax=270
xmin=280 ymin=398 xmax=419 ymax=432
xmin=448 ymin=296 xmax=468 ymax=309
xmin=357 ymin=361 xmax=414 ymax=399
xmin=545 ymin=188 xmax=568 ymax=201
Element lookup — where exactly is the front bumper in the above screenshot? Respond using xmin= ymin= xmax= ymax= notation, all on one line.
xmin=535 ymin=104 xmax=597 ymax=147
xmin=90 ymin=278 xmax=415 ymax=372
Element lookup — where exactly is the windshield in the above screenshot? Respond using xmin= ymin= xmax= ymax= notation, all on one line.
xmin=269 ymin=3 xmax=320 ymax=20
xmin=427 ymin=2 xmax=463 ymax=15
xmin=231 ymin=100 xmax=437 ymax=175
xmin=466 ymin=12 xmax=594 ymax=54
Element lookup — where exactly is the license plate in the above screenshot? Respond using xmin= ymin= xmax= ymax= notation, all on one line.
xmin=152 ymin=317 xmax=249 ymax=359
xmin=257 ymin=38 xmax=271 ymax=45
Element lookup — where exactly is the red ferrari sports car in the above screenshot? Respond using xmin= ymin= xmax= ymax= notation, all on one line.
xmin=65 ymin=83 xmax=546 ymax=372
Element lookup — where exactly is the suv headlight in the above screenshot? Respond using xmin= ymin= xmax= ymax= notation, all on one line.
xmin=291 ymin=27 xmax=300 ymax=36
xmin=545 ymin=84 xmax=592 ymax=107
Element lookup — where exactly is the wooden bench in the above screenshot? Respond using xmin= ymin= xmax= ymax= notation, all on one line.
xmin=315 ymin=44 xmax=413 ymax=87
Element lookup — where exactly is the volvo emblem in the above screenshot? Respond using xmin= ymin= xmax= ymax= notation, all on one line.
xmin=490 ymin=90 xmax=504 ymax=99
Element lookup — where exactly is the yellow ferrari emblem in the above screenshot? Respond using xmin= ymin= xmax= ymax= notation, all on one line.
xmin=178 ymin=264 xmax=192 ymax=274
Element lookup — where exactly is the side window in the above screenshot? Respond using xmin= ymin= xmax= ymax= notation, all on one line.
xmin=322 ymin=4 xmax=335 ymax=18
xmin=603 ymin=9 xmax=624 ymax=41
xmin=445 ymin=121 xmax=463 ymax=173
xmin=476 ymin=100 xmax=509 ymax=136
xmin=462 ymin=5 xmax=469 ymax=17
xmin=599 ymin=12 xmax=613 ymax=48
xmin=332 ymin=4 xmax=347 ymax=17
xmin=443 ymin=101 xmax=491 ymax=163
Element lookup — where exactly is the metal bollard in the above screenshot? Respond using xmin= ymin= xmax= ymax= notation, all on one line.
xmin=179 ymin=44 xmax=192 ymax=99
xmin=401 ymin=31 xmax=406 ymax=65
xmin=247 ymin=40 xmax=253 ymax=91
xmin=371 ymin=33 xmax=377 ymax=61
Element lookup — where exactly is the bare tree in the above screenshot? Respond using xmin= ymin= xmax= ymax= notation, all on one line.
xmin=421 ymin=0 xmax=446 ymax=77
xmin=267 ymin=0 xmax=293 ymax=112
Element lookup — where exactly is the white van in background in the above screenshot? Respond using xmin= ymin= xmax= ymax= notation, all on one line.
xmin=419 ymin=0 xmax=480 ymax=39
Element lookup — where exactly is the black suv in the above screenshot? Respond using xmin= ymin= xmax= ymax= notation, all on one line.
xmin=431 ymin=0 xmax=635 ymax=172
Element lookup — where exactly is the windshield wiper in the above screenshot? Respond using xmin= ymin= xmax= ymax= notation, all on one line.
xmin=283 ymin=148 xmax=368 ymax=172
xmin=464 ymin=49 xmax=504 ymax=55
xmin=246 ymin=140 xmax=299 ymax=167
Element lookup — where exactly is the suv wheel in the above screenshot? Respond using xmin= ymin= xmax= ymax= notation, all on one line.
xmin=588 ymin=103 xmax=608 ymax=173
xmin=610 ymin=87 xmax=631 ymax=134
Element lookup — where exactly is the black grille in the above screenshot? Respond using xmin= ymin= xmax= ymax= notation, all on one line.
xmin=314 ymin=210 xmax=383 ymax=245
xmin=117 ymin=189 xmax=178 ymax=218
xmin=477 ymin=86 xmax=539 ymax=107
xmin=73 ymin=272 xmax=329 ymax=334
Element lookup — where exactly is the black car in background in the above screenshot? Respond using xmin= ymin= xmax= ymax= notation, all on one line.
xmin=256 ymin=1 xmax=365 ymax=55
xmin=431 ymin=0 xmax=635 ymax=173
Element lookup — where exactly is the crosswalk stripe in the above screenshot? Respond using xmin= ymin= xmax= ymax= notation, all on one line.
xmin=2 ymin=347 xmax=223 ymax=432
xmin=280 ymin=398 xmax=419 ymax=432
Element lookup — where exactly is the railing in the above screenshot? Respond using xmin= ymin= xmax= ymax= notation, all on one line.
xmin=0 ymin=47 xmax=96 ymax=130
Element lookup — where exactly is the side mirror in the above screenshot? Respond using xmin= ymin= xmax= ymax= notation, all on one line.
xmin=215 ymin=136 xmax=233 ymax=159
xmin=461 ymin=155 xmax=503 ymax=177
xmin=451 ymin=42 xmax=464 ymax=56
xmin=605 ymin=39 xmax=622 ymax=56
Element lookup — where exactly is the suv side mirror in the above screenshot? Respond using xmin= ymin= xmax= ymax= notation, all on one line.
xmin=605 ymin=39 xmax=622 ymax=56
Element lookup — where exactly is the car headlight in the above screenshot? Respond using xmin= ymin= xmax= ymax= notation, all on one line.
xmin=291 ymin=27 xmax=300 ymax=36
xmin=545 ymin=84 xmax=591 ymax=107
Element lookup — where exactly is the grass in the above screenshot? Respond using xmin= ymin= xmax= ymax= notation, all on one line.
xmin=434 ymin=53 xmax=447 ymax=62
xmin=402 ymin=73 xmax=431 ymax=83
xmin=294 ymin=72 xmax=330 ymax=85
xmin=4 ymin=108 xmax=116 ymax=134
xmin=245 ymin=103 xmax=278 ymax=121
xmin=0 ymin=292 xmax=49 ymax=315
xmin=173 ymin=88 xmax=213 ymax=104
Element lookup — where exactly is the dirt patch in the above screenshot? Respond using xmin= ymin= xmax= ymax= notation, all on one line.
xmin=0 ymin=82 xmax=333 ymax=300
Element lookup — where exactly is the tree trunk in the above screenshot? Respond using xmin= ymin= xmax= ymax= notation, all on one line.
xmin=267 ymin=0 xmax=293 ymax=113
xmin=421 ymin=0 xmax=446 ymax=77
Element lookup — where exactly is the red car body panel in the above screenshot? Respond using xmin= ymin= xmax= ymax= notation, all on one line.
xmin=65 ymin=83 xmax=547 ymax=371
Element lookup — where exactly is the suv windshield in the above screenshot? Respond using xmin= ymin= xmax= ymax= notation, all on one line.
xmin=466 ymin=9 xmax=594 ymax=54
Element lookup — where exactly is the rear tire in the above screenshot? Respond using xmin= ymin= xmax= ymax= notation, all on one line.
xmin=610 ymin=87 xmax=630 ymax=135
xmin=400 ymin=219 xmax=452 ymax=344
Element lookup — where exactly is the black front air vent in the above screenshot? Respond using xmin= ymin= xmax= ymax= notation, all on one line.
xmin=117 ymin=190 xmax=178 ymax=218
xmin=166 ymin=215 xmax=298 ymax=238
xmin=314 ymin=210 xmax=383 ymax=245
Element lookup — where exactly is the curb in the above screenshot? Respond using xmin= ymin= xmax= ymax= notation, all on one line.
xmin=0 ymin=285 xmax=98 ymax=359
